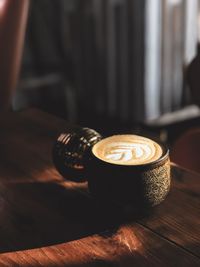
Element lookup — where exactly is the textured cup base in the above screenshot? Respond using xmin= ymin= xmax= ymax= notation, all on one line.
xmin=87 ymin=146 xmax=171 ymax=209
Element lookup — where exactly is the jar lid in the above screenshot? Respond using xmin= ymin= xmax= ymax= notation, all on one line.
xmin=52 ymin=127 xmax=102 ymax=181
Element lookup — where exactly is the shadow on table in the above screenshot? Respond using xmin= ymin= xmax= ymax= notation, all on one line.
xmin=0 ymin=180 xmax=148 ymax=253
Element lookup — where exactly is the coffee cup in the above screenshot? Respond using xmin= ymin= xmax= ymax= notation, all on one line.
xmin=86 ymin=134 xmax=171 ymax=209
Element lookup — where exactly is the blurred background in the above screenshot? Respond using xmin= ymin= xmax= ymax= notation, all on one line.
xmin=13 ymin=0 xmax=200 ymax=143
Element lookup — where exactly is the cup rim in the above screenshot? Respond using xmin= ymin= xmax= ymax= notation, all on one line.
xmin=91 ymin=135 xmax=169 ymax=169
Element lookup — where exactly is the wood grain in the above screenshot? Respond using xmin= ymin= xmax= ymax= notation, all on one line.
xmin=139 ymin=165 xmax=200 ymax=256
xmin=0 ymin=223 xmax=199 ymax=267
xmin=0 ymin=108 xmax=199 ymax=266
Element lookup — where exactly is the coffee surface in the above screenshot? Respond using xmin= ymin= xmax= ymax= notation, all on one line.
xmin=93 ymin=135 xmax=163 ymax=165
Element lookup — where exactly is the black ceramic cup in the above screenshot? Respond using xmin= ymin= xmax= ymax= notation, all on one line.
xmin=86 ymin=134 xmax=171 ymax=210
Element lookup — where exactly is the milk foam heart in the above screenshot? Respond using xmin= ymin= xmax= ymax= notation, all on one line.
xmin=93 ymin=135 xmax=163 ymax=165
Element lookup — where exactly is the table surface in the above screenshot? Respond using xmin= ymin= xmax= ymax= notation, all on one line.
xmin=0 ymin=109 xmax=199 ymax=267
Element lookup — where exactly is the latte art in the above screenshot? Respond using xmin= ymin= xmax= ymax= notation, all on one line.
xmin=93 ymin=135 xmax=163 ymax=165
xmin=104 ymin=142 xmax=154 ymax=163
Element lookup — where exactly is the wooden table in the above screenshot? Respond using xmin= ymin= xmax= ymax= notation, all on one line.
xmin=0 ymin=109 xmax=199 ymax=266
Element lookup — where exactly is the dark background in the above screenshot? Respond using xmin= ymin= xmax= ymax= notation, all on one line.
xmin=13 ymin=0 xmax=200 ymax=143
